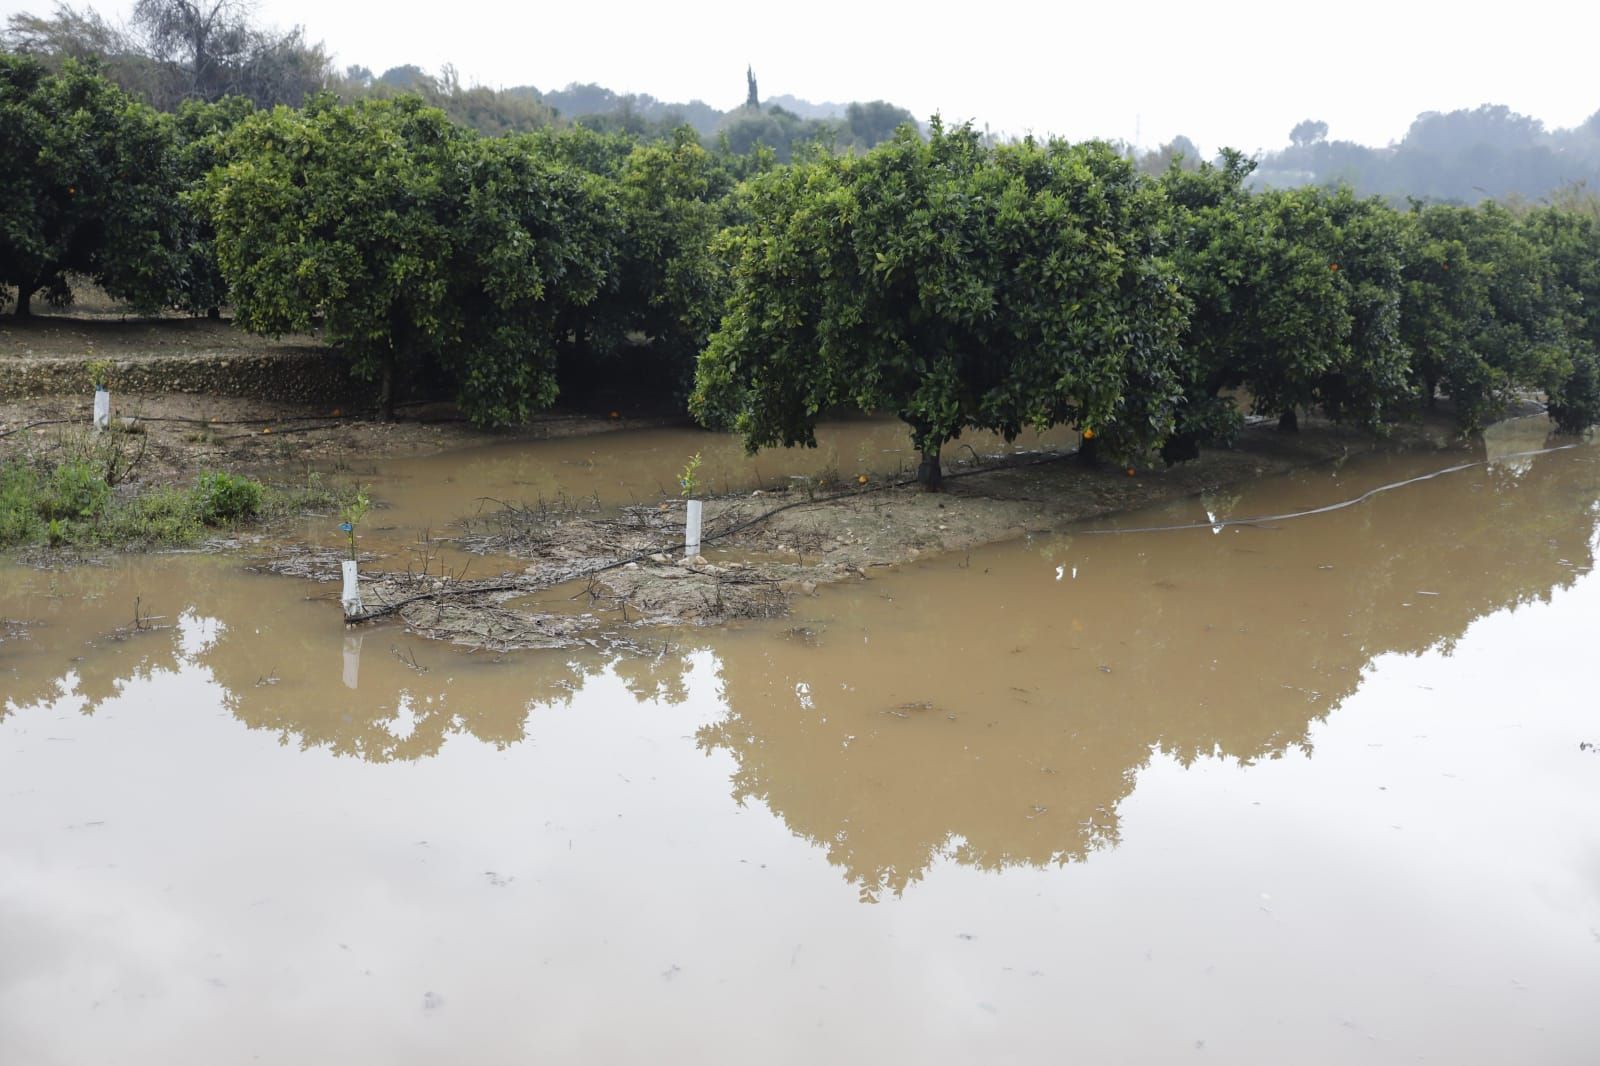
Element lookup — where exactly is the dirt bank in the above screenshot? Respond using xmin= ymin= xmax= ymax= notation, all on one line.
xmin=1 ymin=391 xmax=665 ymax=484
xmin=0 ymin=315 xmax=356 ymax=404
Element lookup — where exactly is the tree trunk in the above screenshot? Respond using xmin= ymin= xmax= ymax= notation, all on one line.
xmin=379 ymin=356 xmax=396 ymax=421
xmin=916 ymin=445 xmax=943 ymax=491
xmin=1078 ymin=433 xmax=1101 ymax=466
xmin=207 ymin=305 xmax=220 ymax=321
xmin=1278 ymin=408 xmax=1299 ymax=433
xmin=1161 ymin=431 xmax=1201 ymax=466
xmin=1423 ymin=372 xmax=1437 ymax=411
xmin=15 ymin=287 xmax=32 ymax=319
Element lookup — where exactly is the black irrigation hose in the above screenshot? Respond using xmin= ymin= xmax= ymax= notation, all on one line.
xmin=0 ymin=418 xmax=75 ymax=440
xmin=125 ymin=413 xmax=351 ymax=426
xmin=2 ymin=410 xmax=475 ymax=443
xmin=1076 ymin=443 xmax=1582 ymax=535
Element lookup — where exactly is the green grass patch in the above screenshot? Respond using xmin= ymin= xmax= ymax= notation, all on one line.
xmin=0 ymin=462 xmax=356 ymax=552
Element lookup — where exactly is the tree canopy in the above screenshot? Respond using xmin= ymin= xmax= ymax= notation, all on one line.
xmin=1400 ymin=202 xmax=1572 ymax=430
xmin=693 ymin=123 xmax=1188 ymax=486
xmin=3 ymin=0 xmax=333 ymax=109
xmin=6 ymin=52 xmax=1600 ymax=449
xmin=203 ymin=95 xmax=619 ymax=424
xmin=0 ymin=53 xmax=183 ymax=316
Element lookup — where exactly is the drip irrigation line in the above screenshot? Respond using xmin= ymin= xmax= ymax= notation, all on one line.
xmin=1076 ymin=444 xmax=1582 ymax=536
xmin=124 ymin=413 xmax=350 ymax=426
xmin=0 ymin=418 xmax=74 ymax=440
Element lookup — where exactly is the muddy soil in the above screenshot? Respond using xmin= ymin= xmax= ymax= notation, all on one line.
xmin=1 ymin=311 xmax=678 ymax=485
xmin=0 ymin=391 xmax=665 ymax=485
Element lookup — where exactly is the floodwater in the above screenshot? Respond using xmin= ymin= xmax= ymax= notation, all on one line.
xmin=356 ymin=416 xmax=1074 ymax=535
xmin=2 ymin=417 xmax=1598 ymax=1064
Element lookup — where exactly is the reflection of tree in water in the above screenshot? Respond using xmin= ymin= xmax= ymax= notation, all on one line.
xmin=2 ymin=443 xmax=1596 ymax=895
xmin=697 ymin=445 xmax=1599 ymax=900
xmin=0 ymin=559 xmax=636 ymax=759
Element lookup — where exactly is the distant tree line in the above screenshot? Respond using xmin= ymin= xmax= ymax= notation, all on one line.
xmin=4 ymin=53 xmax=1599 ymax=477
xmin=1249 ymin=106 xmax=1600 ymax=205
xmin=697 ymin=130 xmax=1600 ymax=484
xmin=3 ymin=0 xmax=334 ymax=111
xmin=2 ymin=2 xmax=919 ymax=158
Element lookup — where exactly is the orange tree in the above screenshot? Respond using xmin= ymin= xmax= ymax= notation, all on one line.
xmin=692 ymin=122 xmax=1187 ymax=487
xmin=205 ymin=94 xmax=612 ymax=422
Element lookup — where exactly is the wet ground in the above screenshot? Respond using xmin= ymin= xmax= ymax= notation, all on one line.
xmin=2 ymin=417 xmax=1598 ymax=1064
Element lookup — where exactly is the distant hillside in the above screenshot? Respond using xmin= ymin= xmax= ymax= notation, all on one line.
xmin=763 ymin=94 xmax=847 ymax=121
xmin=525 ymin=82 xmax=724 ymax=136
xmin=498 ymin=74 xmax=918 ymax=159
xmin=1248 ymin=105 xmax=1600 ymax=204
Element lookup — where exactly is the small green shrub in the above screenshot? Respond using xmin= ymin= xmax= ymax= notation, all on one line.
xmin=679 ymin=452 xmax=703 ymax=497
xmin=85 ymin=358 xmax=114 ymax=390
xmin=339 ymin=487 xmax=371 ymax=560
xmin=193 ymin=471 xmax=264 ymax=524
xmin=0 ymin=465 xmax=44 ymax=546
xmin=39 ymin=461 xmax=110 ymax=522
xmin=103 ymin=486 xmax=203 ymax=546
xmin=56 ymin=423 xmax=145 ymax=486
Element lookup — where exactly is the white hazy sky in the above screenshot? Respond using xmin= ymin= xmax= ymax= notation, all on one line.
xmin=4 ymin=0 xmax=1597 ymax=154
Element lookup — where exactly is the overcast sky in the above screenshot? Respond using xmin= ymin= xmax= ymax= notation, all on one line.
xmin=5 ymin=0 xmax=1597 ymax=153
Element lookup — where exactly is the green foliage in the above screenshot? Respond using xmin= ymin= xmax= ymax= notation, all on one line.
xmin=193 ymin=470 xmax=263 ymax=523
xmin=4 ymin=0 xmax=335 ymax=110
xmin=443 ymin=132 xmax=615 ymax=425
xmin=0 ymin=464 xmax=45 ymax=544
xmin=349 ymin=69 xmax=558 ymax=136
xmin=843 ymin=101 xmax=918 ymax=150
xmin=170 ymin=94 xmax=255 ymax=315
xmin=557 ymin=129 xmax=735 ymax=400
xmin=1160 ymin=158 xmax=1408 ymax=444
xmin=204 ymin=96 xmax=464 ymax=414
xmin=1400 ymin=202 xmax=1571 ymax=430
xmin=0 ymin=54 xmax=185 ymax=316
xmin=40 ymin=460 xmax=111 ymax=521
xmin=56 ymin=421 xmax=146 ymax=486
xmin=1256 ymin=104 xmax=1600 ymax=205
xmin=338 ymin=487 xmax=370 ymax=560
xmin=679 ymin=453 xmax=703 ymax=497
xmin=0 ymin=459 xmax=111 ymax=546
xmin=206 ymin=95 xmax=615 ymax=424
xmin=106 ymin=484 xmax=203 ymax=544
xmin=1523 ymin=201 xmax=1600 ymax=432
xmin=694 ymin=122 xmax=1186 ymax=484
xmin=1546 ymin=348 xmax=1600 ymax=433
xmin=0 ymin=459 xmax=298 ymax=550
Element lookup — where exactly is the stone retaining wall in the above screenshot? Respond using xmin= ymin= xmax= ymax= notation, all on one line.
xmin=0 ymin=351 xmax=361 ymax=404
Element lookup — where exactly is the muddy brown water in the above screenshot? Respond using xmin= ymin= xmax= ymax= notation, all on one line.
xmin=351 ymin=415 xmax=1074 ymax=527
xmin=3 ymin=417 xmax=1598 ymax=1064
